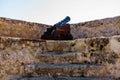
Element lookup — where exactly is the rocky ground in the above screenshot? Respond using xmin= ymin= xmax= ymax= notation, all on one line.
xmin=0 ymin=16 xmax=120 ymax=80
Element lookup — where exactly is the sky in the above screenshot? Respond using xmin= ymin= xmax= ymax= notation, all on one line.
xmin=0 ymin=0 xmax=120 ymax=25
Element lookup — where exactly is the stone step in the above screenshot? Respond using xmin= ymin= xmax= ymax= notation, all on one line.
xmin=24 ymin=63 xmax=106 ymax=77
xmin=34 ymin=51 xmax=119 ymax=64
xmin=9 ymin=77 xmax=114 ymax=80
xmin=34 ymin=52 xmax=91 ymax=64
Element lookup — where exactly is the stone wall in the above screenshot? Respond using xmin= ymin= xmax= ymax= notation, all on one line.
xmin=0 ymin=17 xmax=50 ymax=39
xmin=0 ymin=16 xmax=120 ymax=39
xmin=71 ymin=16 xmax=120 ymax=39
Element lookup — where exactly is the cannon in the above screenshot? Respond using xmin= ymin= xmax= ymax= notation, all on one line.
xmin=53 ymin=16 xmax=71 ymax=27
xmin=41 ymin=16 xmax=73 ymax=40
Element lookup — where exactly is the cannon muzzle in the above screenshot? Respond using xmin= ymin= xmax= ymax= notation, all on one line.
xmin=53 ymin=16 xmax=70 ymax=27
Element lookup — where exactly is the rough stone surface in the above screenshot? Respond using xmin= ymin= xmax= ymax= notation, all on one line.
xmin=0 ymin=16 xmax=120 ymax=80
xmin=71 ymin=16 xmax=120 ymax=39
xmin=0 ymin=35 xmax=119 ymax=80
xmin=0 ymin=16 xmax=120 ymax=39
xmin=0 ymin=17 xmax=50 ymax=39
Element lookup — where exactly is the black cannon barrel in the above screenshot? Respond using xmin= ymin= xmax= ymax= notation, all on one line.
xmin=41 ymin=16 xmax=73 ymax=40
xmin=53 ymin=16 xmax=70 ymax=27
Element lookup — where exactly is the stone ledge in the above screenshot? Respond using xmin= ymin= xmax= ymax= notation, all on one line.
xmin=9 ymin=77 xmax=115 ymax=80
xmin=0 ymin=35 xmax=120 ymax=52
